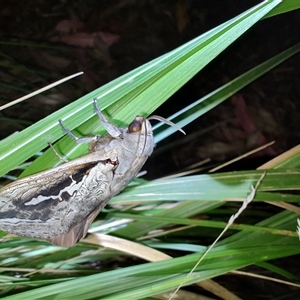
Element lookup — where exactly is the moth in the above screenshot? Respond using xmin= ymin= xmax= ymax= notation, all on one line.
xmin=0 ymin=99 xmax=184 ymax=247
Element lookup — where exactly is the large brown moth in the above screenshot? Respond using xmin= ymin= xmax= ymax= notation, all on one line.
xmin=0 ymin=99 xmax=184 ymax=247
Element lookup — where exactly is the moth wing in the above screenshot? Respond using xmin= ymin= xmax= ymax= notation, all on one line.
xmin=47 ymin=208 xmax=101 ymax=247
xmin=0 ymin=158 xmax=114 ymax=244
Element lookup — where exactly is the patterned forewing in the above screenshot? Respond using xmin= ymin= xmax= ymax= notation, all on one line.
xmin=0 ymin=161 xmax=114 ymax=240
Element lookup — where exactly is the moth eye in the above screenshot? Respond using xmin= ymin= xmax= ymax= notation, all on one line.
xmin=128 ymin=120 xmax=142 ymax=133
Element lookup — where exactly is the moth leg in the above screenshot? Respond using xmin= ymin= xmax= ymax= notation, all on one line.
xmin=93 ymin=98 xmax=123 ymax=139
xmin=59 ymin=120 xmax=99 ymax=144
xmin=48 ymin=142 xmax=68 ymax=162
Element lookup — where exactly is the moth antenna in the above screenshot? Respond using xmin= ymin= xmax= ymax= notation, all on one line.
xmin=147 ymin=115 xmax=186 ymax=135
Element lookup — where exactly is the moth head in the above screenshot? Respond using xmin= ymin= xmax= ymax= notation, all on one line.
xmin=124 ymin=115 xmax=185 ymax=157
xmin=127 ymin=116 xmax=158 ymax=140
xmin=127 ymin=115 xmax=185 ymax=135
xmin=128 ymin=117 xmax=146 ymax=133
